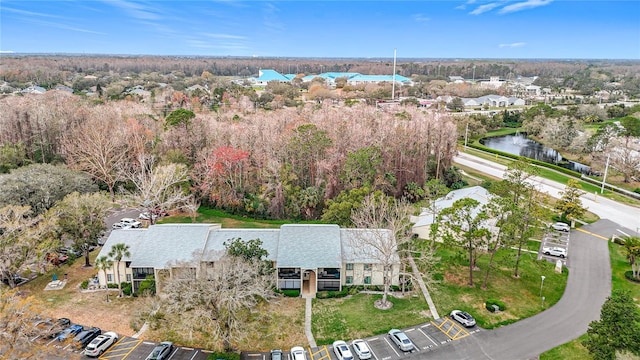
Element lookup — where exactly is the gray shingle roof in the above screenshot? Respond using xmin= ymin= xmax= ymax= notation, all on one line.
xmin=276 ymin=224 xmax=342 ymax=269
xmin=341 ymin=229 xmax=398 ymax=264
xmin=204 ymin=229 xmax=281 ymax=261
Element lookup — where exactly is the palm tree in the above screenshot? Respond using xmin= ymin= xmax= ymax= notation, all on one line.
xmin=95 ymin=255 xmax=113 ymax=288
xmin=623 ymin=236 xmax=640 ymax=279
xmin=108 ymin=243 xmax=130 ymax=297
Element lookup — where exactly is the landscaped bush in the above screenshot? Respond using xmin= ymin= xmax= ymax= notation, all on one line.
xmin=485 ymin=299 xmax=506 ymax=312
xmin=107 ymin=283 xmax=118 ymax=289
xmin=80 ymin=279 xmax=89 ymax=289
xmin=207 ymin=352 xmax=240 ymax=360
xmin=316 ymin=289 xmax=349 ymax=299
xmin=613 ymin=237 xmax=626 ymax=245
xmin=121 ymin=282 xmax=132 ymax=296
xmin=137 ymin=276 xmax=156 ymax=296
xmin=281 ymin=289 xmax=300 ymax=297
xmin=624 ymin=271 xmax=640 ymax=283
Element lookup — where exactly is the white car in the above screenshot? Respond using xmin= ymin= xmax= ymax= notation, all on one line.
xmin=351 ymin=339 xmax=371 ymax=360
xmin=118 ymin=218 xmax=142 ymax=228
xmin=543 ymin=246 xmax=567 ymax=258
xmin=139 ymin=212 xmax=158 ymax=221
xmin=290 ymin=346 xmax=306 ymax=360
xmin=84 ymin=331 xmax=118 ymax=357
xmin=333 ymin=340 xmax=354 ymax=360
xmin=551 ymin=222 xmax=570 ymax=232
xmin=450 ymin=310 xmax=476 ymax=327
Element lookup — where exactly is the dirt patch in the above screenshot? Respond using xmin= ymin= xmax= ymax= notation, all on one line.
xmin=28 ymin=255 xmax=138 ymax=337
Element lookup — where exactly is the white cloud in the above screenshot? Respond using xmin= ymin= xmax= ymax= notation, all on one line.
xmin=499 ymin=0 xmax=553 ymax=14
xmin=470 ymin=2 xmax=501 ymax=15
xmin=202 ymin=33 xmax=247 ymax=40
xmin=1 ymin=7 xmax=61 ymax=18
xmin=101 ymin=0 xmax=162 ymax=20
xmin=412 ymin=13 xmax=430 ymax=22
xmin=498 ymin=42 xmax=526 ymax=48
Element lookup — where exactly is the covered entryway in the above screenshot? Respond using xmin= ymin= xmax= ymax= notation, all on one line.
xmin=302 ymin=269 xmax=317 ymax=298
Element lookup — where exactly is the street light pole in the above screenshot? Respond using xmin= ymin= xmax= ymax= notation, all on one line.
xmin=601 ymin=154 xmax=610 ymax=194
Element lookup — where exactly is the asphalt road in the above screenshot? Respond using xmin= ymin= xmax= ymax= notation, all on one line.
xmin=410 ymin=153 xmax=628 ymax=360
xmin=454 ymin=152 xmax=640 ymax=233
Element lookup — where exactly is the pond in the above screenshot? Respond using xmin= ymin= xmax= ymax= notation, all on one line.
xmin=480 ymin=133 xmax=594 ymax=175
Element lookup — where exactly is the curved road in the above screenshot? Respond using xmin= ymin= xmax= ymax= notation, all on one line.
xmin=406 ymin=152 xmax=638 ymax=359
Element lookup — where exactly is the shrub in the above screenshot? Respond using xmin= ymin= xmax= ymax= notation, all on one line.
xmin=613 ymin=237 xmax=626 ymax=245
xmin=80 ymin=279 xmax=89 ymax=289
xmin=281 ymin=289 xmax=300 ymax=297
xmin=121 ymin=282 xmax=132 ymax=296
xmin=316 ymin=289 xmax=349 ymax=299
xmin=207 ymin=352 xmax=240 ymax=360
xmin=485 ymin=299 xmax=506 ymax=312
xmin=137 ymin=276 xmax=156 ymax=296
xmin=624 ymin=271 xmax=640 ymax=283
xmin=107 ymin=283 xmax=118 ymax=289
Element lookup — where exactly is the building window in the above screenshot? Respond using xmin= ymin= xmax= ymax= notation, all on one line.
xmin=364 ymin=264 xmax=373 ymax=271
xmin=126 ymin=274 xmax=132 ymax=282
xmin=107 ymin=274 xmax=113 ymax=282
xmin=346 ymin=263 xmax=353 ymax=270
xmin=364 ymin=276 xmax=371 ymax=285
xmin=346 ymin=276 xmax=353 ymax=284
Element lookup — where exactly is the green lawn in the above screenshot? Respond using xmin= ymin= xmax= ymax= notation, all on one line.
xmin=430 ymin=245 xmax=567 ymax=329
xmin=312 ymin=293 xmax=430 ymax=345
xmin=159 ymin=208 xmax=289 ymax=229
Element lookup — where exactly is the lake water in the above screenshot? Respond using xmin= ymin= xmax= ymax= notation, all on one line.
xmin=480 ymin=133 xmax=593 ymax=174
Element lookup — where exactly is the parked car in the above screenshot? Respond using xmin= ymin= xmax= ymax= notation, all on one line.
xmin=72 ymin=327 xmax=101 ymax=350
xmin=450 ymin=310 xmax=476 ymax=327
xmin=138 ymin=212 xmax=158 ymax=221
xmin=146 ymin=341 xmax=174 ymax=360
xmin=84 ymin=331 xmax=118 ymax=357
xmin=543 ymin=246 xmax=567 ymax=258
xmin=58 ymin=246 xmax=82 ymax=257
xmin=56 ymin=324 xmax=83 ymax=341
xmin=351 ymin=339 xmax=372 ymax=360
xmin=1 ymin=273 xmax=29 ymax=287
xmin=270 ymin=349 xmax=283 ymax=360
xmin=112 ymin=222 xmax=132 ymax=230
xmin=551 ymin=222 xmax=570 ymax=232
xmin=388 ymin=329 xmax=414 ymax=352
xmin=333 ymin=340 xmax=354 ymax=360
xmin=46 ymin=252 xmax=68 ymax=266
xmin=117 ymin=218 xmax=142 ymax=228
xmin=290 ymin=346 xmax=307 ymax=360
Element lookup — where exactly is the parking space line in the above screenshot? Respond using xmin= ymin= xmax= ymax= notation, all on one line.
xmin=167 ymin=347 xmax=179 ymax=359
xmin=364 ymin=340 xmax=379 ymax=360
xmin=432 ymin=318 xmax=470 ymax=340
xmin=417 ymin=328 xmax=438 ymax=347
xmin=101 ymin=338 xmax=143 ymax=359
xmin=383 ymin=337 xmax=400 ymax=357
xmin=189 ymin=350 xmax=200 ymax=360
xmin=309 ymin=345 xmax=331 ymax=360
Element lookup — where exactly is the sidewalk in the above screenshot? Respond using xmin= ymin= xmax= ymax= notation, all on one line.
xmin=303 ymin=296 xmax=317 ymax=348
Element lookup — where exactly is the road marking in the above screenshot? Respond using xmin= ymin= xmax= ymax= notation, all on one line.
xmin=168 ymin=346 xmax=179 ymax=359
xmin=432 ymin=318 xmax=470 ymax=340
xmin=383 ymin=337 xmax=400 ymax=357
xmin=110 ymin=338 xmax=143 ymax=359
xmin=189 ymin=350 xmax=200 ymax=360
xmin=365 ymin=339 xmax=379 ymax=360
xmin=617 ymin=229 xmax=630 ymax=236
xmin=405 ymin=328 xmax=415 ymax=332
xmin=143 ymin=341 xmax=155 ymax=345
xmin=182 ymin=347 xmax=194 ymax=350
xmin=575 ymin=228 xmax=608 ymax=240
xmin=418 ymin=328 xmax=438 ymax=346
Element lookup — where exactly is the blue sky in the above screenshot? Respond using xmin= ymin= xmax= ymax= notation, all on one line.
xmin=1 ymin=0 xmax=639 ymax=59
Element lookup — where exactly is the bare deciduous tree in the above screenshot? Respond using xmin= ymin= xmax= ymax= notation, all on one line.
xmin=350 ymin=193 xmax=413 ymax=309
xmin=0 ymin=205 xmax=41 ymax=288
xmin=153 ymin=250 xmax=274 ymax=351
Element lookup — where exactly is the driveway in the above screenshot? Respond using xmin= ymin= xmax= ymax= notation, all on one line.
xmin=410 ymin=219 xmax=614 ymax=359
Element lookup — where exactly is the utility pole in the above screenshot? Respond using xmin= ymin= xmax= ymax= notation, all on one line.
xmin=601 ymin=154 xmax=610 ymax=194
xmin=464 ymin=122 xmax=469 ymax=150
xmin=391 ymin=49 xmax=397 ymax=100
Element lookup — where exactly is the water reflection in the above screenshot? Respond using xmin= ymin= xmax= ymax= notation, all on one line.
xmin=480 ymin=133 xmax=593 ymax=174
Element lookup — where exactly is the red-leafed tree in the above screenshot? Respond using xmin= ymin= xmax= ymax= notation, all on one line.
xmin=194 ymin=146 xmax=251 ymax=210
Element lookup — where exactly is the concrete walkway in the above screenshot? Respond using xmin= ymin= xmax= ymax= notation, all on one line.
xmin=303 ymin=296 xmax=317 ymax=348
xmin=407 ymin=255 xmax=440 ymax=319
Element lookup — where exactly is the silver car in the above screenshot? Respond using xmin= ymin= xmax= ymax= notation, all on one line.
xmin=351 ymin=339 xmax=372 ymax=360
xmin=388 ymin=329 xmax=414 ymax=352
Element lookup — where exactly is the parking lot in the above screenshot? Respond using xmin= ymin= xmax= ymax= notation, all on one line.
xmin=242 ymin=318 xmax=482 ymax=360
xmin=539 ymin=227 xmax=570 ymax=265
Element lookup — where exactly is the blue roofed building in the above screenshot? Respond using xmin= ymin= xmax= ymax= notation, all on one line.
xmin=250 ymin=69 xmax=291 ymax=87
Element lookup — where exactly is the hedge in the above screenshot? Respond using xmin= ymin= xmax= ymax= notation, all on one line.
xmin=316 ymin=289 xmax=349 ymax=299
xmin=281 ymin=289 xmax=300 ymax=297
xmin=624 ymin=271 xmax=640 ymax=283
xmin=486 ymin=299 xmax=506 ymax=312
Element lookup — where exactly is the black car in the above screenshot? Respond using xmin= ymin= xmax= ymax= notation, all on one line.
xmin=72 ymin=327 xmax=101 ymax=349
xmin=271 ymin=349 xmax=283 ymax=360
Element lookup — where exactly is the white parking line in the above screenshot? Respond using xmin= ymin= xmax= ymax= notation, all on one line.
xmin=418 ymin=328 xmax=438 ymax=346
xmin=168 ymin=346 xmax=179 ymax=359
xmin=383 ymin=337 xmax=400 ymax=357
xmin=364 ymin=339 xmax=379 ymax=360
xmin=189 ymin=350 xmax=200 ymax=360
xmin=143 ymin=341 xmax=155 ymax=345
